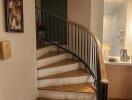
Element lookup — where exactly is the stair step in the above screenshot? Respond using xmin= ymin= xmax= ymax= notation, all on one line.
xmin=38 ymin=59 xmax=78 ymax=70
xmin=37 ymin=98 xmax=63 ymax=100
xmin=38 ymin=51 xmax=66 ymax=60
xmin=38 ymin=69 xmax=88 ymax=80
xmin=37 ymin=51 xmax=68 ymax=68
xmin=38 ymin=89 xmax=96 ymax=100
xmin=38 ymin=83 xmax=96 ymax=94
xmin=38 ymin=44 xmax=51 ymax=49
xmin=37 ymin=59 xmax=79 ymax=77
xmin=37 ymin=44 xmax=51 ymax=50
xmin=37 ymin=45 xmax=53 ymax=58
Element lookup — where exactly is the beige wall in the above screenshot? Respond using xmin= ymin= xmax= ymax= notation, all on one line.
xmin=68 ymin=0 xmax=104 ymax=42
xmin=67 ymin=0 xmax=91 ymax=30
xmin=90 ymin=0 xmax=104 ymax=43
xmin=0 ymin=0 xmax=37 ymax=100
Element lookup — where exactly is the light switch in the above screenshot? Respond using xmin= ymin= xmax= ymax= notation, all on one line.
xmin=0 ymin=41 xmax=11 ymax=59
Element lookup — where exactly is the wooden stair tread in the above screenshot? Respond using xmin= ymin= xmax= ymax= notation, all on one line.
xmin=38 ymin=59 xmax=78 ymax=70
xmin=38 ymin=83 xmax=96 ymax=94
xmin=37 ymin=44 xmax=51 ymax=50
xmin=37 ymin=98 xmax=64 ymax=100
xmin=37 ymin=51 xmax=66 ymax=60
xmin=38 ymin=69 xmax=88 ymax=80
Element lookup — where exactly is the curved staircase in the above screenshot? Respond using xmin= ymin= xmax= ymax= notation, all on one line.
xmin=37 ymin=45 xmax=96 ymax=100
xmin=36 ymin=7 xmax=108 ymax=100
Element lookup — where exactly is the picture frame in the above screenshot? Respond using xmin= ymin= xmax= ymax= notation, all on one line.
xmin=4 ymin=0 xmax=24 ymax=32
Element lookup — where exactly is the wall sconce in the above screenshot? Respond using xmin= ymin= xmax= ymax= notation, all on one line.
xmin=0 ymin=41 xmax=11 ymax=59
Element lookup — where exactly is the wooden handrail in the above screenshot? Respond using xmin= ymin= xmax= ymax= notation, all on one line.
xmin=88 ymin=30 xmax=109 ymax=84
xmin=96 ymin=38 xmax=109 ymax=84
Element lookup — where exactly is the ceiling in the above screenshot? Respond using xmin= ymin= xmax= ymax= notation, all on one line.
xmin=104 ymin=0 xmax=126 ymax=14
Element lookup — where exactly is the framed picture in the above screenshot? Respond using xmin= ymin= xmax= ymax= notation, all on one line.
xmin=4 ymin=0 xmax=24 ymax=32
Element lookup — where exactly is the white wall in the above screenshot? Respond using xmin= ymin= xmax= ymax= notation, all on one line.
xmin=103 ymin=4 xmax=127 ymax=56
xmin=68 ymin=0 xmax=104 ymax=42
xmin=103 ymin=14 xmax=114 ymax=55
xmin=103 ymin=13 xmax=121 ymax=56
xmin=0 ymin=0 xmax=37 ymax=100
xmin=90 ymin=0 xmax=104 ymax=43
xmin=67 ymin=0 xmax=91 ymax=30
xmin=126 ymin=2 xmax=132 ymax=56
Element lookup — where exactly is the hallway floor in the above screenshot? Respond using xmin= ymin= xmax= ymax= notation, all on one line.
xmin=109 ymin=98 xmax=132 ymax=100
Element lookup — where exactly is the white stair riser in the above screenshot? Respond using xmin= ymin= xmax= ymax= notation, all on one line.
xmin=37 ymin=46 xmax=56 ymax=58
xmin=37 ymin=63 xmax=79 ymax=77
xmin=37 ymin=54 xmax=68 ymax=68
xmin=38 ymin=76 xmax=90 ymax=87
xmin=38 ymin=90 xmax=96 ymax=100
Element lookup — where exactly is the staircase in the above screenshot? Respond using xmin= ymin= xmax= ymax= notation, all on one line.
xmin=37 ymin=46 xmax=96 ymax=100
xmin=36 ymin=7 xmax=108 ymax=100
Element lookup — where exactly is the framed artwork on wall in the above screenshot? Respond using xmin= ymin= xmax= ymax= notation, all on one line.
xmin=4 ymin=0 xmax=24 ymax=32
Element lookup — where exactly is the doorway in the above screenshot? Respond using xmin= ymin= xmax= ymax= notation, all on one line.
xmin=103 ymin=0 xmax=126 ymax=57
xmin=35 ymin=0 xmax=67 ymax=48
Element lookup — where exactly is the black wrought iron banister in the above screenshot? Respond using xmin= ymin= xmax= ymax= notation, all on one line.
xmin=36 ymin=7 xmax=108 ymax=100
